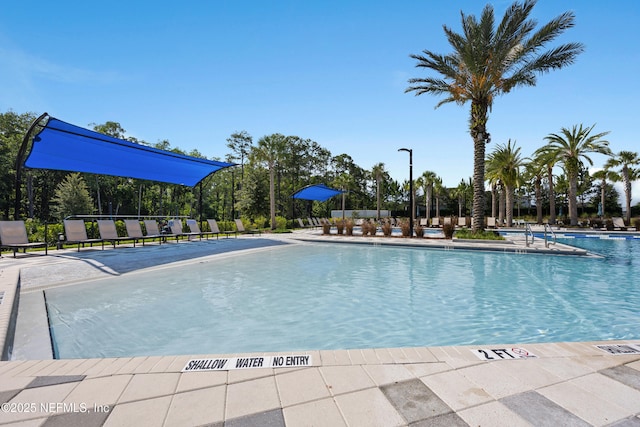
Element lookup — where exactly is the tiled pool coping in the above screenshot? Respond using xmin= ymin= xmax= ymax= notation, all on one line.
xmin=1 ymin=231 xmax=639 ymax=425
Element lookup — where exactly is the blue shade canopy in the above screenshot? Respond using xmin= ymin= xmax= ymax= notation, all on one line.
xmin=24 ymin=117 xmax=235 ymax=186
xmin=292 ymin=184 xmax=344 ymax=201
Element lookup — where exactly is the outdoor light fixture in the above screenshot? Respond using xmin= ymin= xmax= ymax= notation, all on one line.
xmin=398 ymin=148 xmax=413 ymax=238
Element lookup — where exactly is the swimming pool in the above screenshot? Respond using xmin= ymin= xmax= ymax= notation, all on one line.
xmin=45 ymin=239 xmax=640 ymax=358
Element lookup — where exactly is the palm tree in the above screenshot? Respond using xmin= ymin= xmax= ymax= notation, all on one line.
xmin=371 ymin=163 xmax=386 ymax=220
xmin=416 ymin=170 xmax=438 ymax=220
xmin=406 ymin=0 xmax=583 ymax=232
xmin=591 ymin=168 xmax=619 ymax=218
xmin=605 ymin=151 xmax=640 ymax=224
xmin=452 ymin=178 xmax=472 ymax=218
xmin=254 ymin=133 xmax=287 ymax=229
xmin=432 ymin=176 xmax=444 ymax=218
xmin=522 ymin=157 xmax=546 ymax=224
xmin=486 ymin=140 xmax=524 ymax=227
xmin=537 ymin=124 xmax=611 ymax=226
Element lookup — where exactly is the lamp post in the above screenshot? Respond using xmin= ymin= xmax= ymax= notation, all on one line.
xmin=398 ymin=148 xmax=413 ymax=238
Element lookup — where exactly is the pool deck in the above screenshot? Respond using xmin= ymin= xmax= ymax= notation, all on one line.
xmin=1 ymin=231 xmax=639 ymax=426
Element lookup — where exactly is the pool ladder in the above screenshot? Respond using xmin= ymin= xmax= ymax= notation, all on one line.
xmin=524 ymin=223 xmax=557 ymax=248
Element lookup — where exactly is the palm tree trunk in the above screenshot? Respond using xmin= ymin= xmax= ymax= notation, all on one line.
xmin=505 ymin=185 xmax=514 ymax=227
xmin=568 ymin=173 xmax=578 ymax=226
xmin=623 ymin=168 xmax=632 ymax=224
xmin=600 ymin=181 xmax=606 ymax=218
xmin=470 ymin=101 xmax=488 ymax=232
xmin=498 ymin=186 xmax=505 ymax=226
xmin=376 ymin=179 xmax=381 ymax=221
xmin=269 ymin=163 xmax=276 ymax=229
xmin=535 ymin=178 xmax=543 ymax=224
xmin=547 ymin=166 xmax=556 ymax=225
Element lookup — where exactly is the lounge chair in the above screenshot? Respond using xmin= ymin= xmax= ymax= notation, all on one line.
xmin=297 ymin=218 xmax=312 ymax=229
xmin=144 ymin=220 xmax=177 ymax=243
xmin=486 ymin=217 xmax=497 ymax=228
xmin=187 ymin=219 xmax=218 ymax=240
xmin=63 ymin=219 xmax=104 ymax=251
xmin=431 ymin=217 xmax=440 ymax=228
xmin=612 ymin=217 xmax=632 ymax=231
xmin=206 ymin=219 xmax=222 ymax=239
xmin=235 ymin=218 xmax=261 ymax=236
xmin=458 ymin=217 xmax=467 ymax=227
xmin=97 ymin=220 xmax=131 ymax=248
xmin=0 ymin=220 xmax=48 ymax=257
xmin=419 ymin=218 xmax=428 ymax=227
xmin=124 ymin=220 xmax=163 ymax=246
xmin=169 ymin=219 xmax=200 ymax=241
xmin=443 ymin=217 xmax=452 ymax=226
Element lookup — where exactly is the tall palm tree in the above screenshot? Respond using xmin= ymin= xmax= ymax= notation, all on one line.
xmin=537 ymin=124 xmax=611 ymax=226
xmin=591 ymin=168 xmax=619 ymax=218
xmin=605 ymin=151 xmax=640 ymax=224
xmin=416 ymin=170 xmax=438 ymax=220
xmin=432 ymin=176 xmax=444 ymax=217
xmin=406 ymin=0 xmax=583 ymax=232
xmin=254 ymin=133 xmax=287 ymax=229
xmin=523 ymin=156 xmax=546 ymax=224
xmin=371 ymin=163 xmax=386 ymax=220
xmin=486 ymin=140 xmax=524 ymax=226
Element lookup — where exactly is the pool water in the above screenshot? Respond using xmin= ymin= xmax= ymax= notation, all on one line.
xmin=45 ymin=239 xmax=640 ymax=358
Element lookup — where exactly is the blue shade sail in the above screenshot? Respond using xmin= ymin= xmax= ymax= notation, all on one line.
xmin=292 ymin=184 xmax=344 ymax=201
xmin=24 ymin=117 xmax=235 ymax=186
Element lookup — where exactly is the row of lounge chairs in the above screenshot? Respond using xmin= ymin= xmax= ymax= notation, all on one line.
xmin=0 ymin=218 xmax=260 ymax=257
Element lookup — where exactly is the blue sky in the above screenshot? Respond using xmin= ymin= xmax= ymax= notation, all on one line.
xmin=1 ymin=1 xmax=639 ymax=202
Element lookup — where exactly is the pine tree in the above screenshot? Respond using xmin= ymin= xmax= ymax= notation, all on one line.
xmin=51 ymin=173 xmax=94 ymax=220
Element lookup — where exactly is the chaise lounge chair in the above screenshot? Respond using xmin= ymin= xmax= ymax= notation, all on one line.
xmin=143 ymin=220 xmax=177 ymax=243
xmin=431 ymin=217 xmax=440 ymax=228
xmin=124 ymin=220 xmax=163 ymax=246
xmin=206 ymin=219 xmax=223 ymax=239
xmin=0 ymin=220 xmax=48 ymax=257
xmin=186 ymin=219 xmax=219 ymax=240
xmin=486 ymin=217 xmax=497 ymax=228
xmin=612 ymin=217 xmax=633 ymax=231
xmin=235 ymin=218 xmax=261 ymax=236
xmin=97 ymin=220 xmax=131 ymax=248
xmin=63 ymin=219 xmax=104 ymax=251
xmin=169 ymin=219 xmax=200 ymax=241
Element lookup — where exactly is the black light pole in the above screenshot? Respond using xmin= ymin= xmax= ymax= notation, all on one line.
xmin=398 ymin=148 xmax=413 ymax=237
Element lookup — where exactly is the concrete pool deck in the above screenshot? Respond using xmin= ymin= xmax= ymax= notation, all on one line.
xmin=1 ymin=231 xmax=639 ymax=426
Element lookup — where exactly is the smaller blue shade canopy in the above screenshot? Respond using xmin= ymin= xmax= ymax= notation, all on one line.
xmin=24 ymin=117 xmax=235 ymax=186
xmin=292 ymin=184 xmax=344 ymax=201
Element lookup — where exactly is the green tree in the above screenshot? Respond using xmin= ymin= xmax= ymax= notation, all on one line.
xmin=486 ymin=140 xmax=524 ymax=226
xmin=605 ymin=151 xmax=640 ymax=224
xmin=406 ymin=0 xmax=583 ymax=231
xmin=538 ymin=124 xmax=611 ymax=226
xmin=416 ymin=170 xmax=438 ymax=220
xmin=51 ymin=173 xmax=94 ymax=220
xmin=371 ymin=163 xmax=386 ymax=220
xmin=522 ymin=156 xmax=546 ymax=224
xmin=254 ymin=134 xmax=287 ymax=229
xmin=591 ymin=168 xmax=619 ymax=218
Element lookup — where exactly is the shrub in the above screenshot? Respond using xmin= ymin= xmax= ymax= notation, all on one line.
xmin=381 ymin=220 xmax=392 ymax=236
xmin=275 ymin=216 xmax=288 ymax=230
xmin=605 ymin=219 xmax=614 ymax=231
xmin=454 ymin=228 xmax=505 ymax=240
xmin=400 ymin=219 xmax=410 ymax=237
xmin=345 ymin=219 xmax=354 ymax=235
xmin=336 ymin=219 xmax=345 ymax=235
xmin=442 ymin=222 xmax=455 ymax=239
xmin=253 ymin=215 xmax=268 ymax=229
xmin=322 ymin=222 xmax=331 ymax=234
xmin=415 ymin=224 xmax=424 ymax=238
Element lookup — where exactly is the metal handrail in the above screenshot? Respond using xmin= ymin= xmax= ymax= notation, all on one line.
xmin=544 ymin=223 xmax=557 ymax=248
xmin=524 ymin=222 xmax=534 ymax=247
